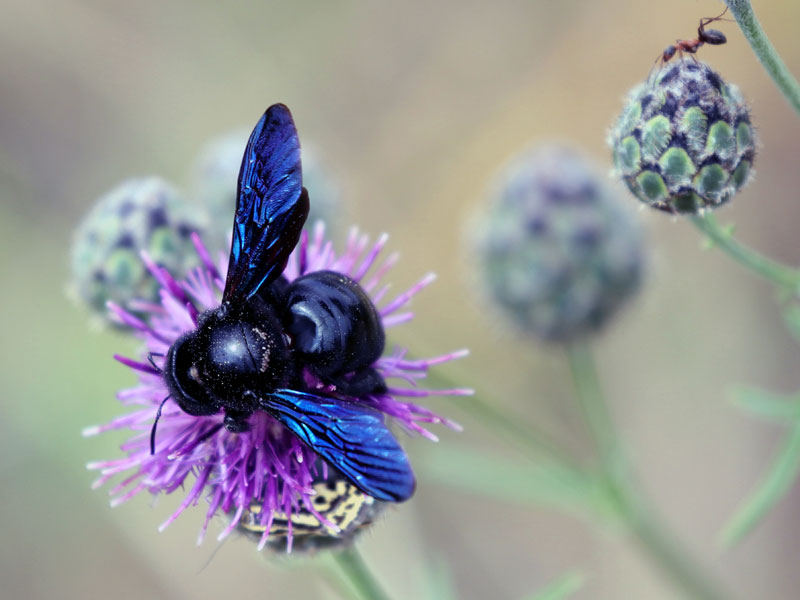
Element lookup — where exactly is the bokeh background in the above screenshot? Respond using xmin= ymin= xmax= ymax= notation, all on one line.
xmin=2 ymin=0 xmax=800 ymax=598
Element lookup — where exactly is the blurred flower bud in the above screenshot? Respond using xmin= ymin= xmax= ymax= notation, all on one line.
xmin=70 ymin=177 xmax=205 ymax=325
xmin=474 ymin=145 xmax=644 ymax=342
xmin=609 ymin=59 xmax=756 ymax=214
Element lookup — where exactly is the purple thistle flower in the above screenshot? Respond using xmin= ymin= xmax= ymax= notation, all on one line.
xmin=84 ymin=222 xmax=469 ymax=552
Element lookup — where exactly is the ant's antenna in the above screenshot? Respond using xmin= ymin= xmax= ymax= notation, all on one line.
xmin=150 ymin=396 xmax=171 ymax=455
xmin=699 ymin=6 xmax=730 ymax=29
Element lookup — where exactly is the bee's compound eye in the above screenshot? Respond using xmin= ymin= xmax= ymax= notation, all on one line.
xmin=164 ymin=334 xmax=219 ymax=416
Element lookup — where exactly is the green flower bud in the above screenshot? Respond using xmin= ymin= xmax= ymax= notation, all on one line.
xmin=191 ymin=130 xmax=341 ymax=254
xmin=70 ymin=177 xmax=205 ymax=325
xmin=609 ymin=59 xmax=756 ymax=214
xmin=474 ymin=145 xmax=644 ymax=342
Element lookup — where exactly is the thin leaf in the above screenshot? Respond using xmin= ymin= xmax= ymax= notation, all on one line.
xmin=523 ymin=570 xmax=585 ymax=600
xmin=733 ymin=386 xmax=800 ymax=422
xmin=721 ymin=422 xmax=800 ymax=546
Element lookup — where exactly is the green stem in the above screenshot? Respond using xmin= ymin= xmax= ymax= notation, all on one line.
xmin=689 ymin=213 xmax=800 ymax=289
xmin=566 ymin=344 xmax=621 ymax=472
xmin=566 ymin=343 xmax=731 ymax=600
xmin=333 ymin=546 xmax=392 ymax=600
xmin=721 ymin=421 xmax=800 ymax=546
xmin=725 ymin=0 xmax=800 ymax=116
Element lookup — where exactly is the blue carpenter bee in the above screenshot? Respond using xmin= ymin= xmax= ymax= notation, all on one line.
xmin=156 ymin=104 xmax=415 ymax=502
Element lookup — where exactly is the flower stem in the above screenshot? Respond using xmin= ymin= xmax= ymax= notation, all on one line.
xmin=688 ymin=213 xmax=800 ymax=289
xmin=725 ymin=0 xmax=800 ymax=116
xmin=566 ymin=343 xmax=621 ymax=472
xmin=566 ymin=342 xmax=731 ymax=600
xmin=333 ymin=545 xmax=392 ymax=600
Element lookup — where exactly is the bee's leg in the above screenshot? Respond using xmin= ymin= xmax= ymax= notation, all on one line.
xmin=223 ymin=409 xmax=251 ymax=433
xmin=193 ymin=422 xmax=224 ymax=446
xmin=328 ymin=367 xmax=387 ymax=397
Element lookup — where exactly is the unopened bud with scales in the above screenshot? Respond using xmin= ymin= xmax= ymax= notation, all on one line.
xmin=609 ymin=59 xmax=756 ymax=214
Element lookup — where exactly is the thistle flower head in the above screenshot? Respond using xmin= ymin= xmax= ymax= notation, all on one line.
xmin=70 ymin=177 xmax=205 ymax=325
xmin=85 ymin=224 xmax=467 ymax=552
xmin=609 ymin=59 xmax=756 ymax=214
xmin=474 ymin=144 xmax=644 ymax=342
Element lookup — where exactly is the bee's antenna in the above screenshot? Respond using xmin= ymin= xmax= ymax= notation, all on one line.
xmin=147 ymin=352 xmax=164 ymax=373
xmin=150 ymin=396 xmax=171 ymax=455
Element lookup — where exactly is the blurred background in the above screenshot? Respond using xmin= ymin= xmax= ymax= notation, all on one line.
xmin=2 ymin=0 xmax=800 ymax=598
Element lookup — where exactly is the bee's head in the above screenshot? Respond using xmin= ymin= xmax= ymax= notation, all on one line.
xmin=164 ymin=328 xmax=219 ymax=417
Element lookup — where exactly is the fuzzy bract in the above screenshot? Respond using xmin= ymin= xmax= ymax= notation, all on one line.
xmin=609 ymin=59 xmax=756 ymax=214
xmin=70 ymin=177 xmax=205 ymax=325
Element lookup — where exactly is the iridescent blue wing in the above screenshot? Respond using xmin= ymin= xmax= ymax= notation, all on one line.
xmin=222 ymin=104 xmax=310 ymax=305
xmin=261 ymin=389 xmax=416 ymax=502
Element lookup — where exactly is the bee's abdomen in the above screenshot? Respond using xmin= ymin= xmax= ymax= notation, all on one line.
xmin=284 ymin=270 xmax=384 ymax=377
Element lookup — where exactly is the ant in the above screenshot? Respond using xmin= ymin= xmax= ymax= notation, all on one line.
xmin=651 ymin=7 xmax=731 ymax=75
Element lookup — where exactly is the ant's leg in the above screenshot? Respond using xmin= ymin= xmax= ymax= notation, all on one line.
xmin=648 ymin=55 xmax=664 ymax=82
xmin=649 ymin=43 xmax=678 ymax=81
xmin=674 ymin=48 xmax=699 ymax=64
